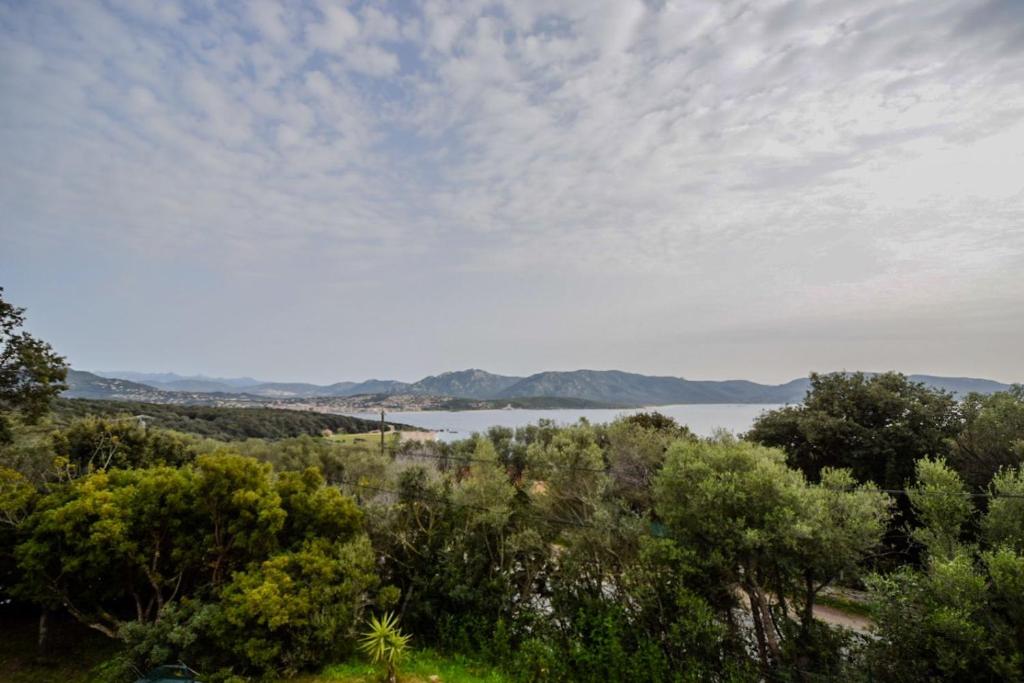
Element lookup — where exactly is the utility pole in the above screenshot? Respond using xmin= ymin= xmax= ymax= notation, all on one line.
xmin=380 ymin=409 xmax=386 ymax=459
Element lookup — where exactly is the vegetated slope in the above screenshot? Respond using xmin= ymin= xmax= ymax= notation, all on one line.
xmin=76 ymin=367 xmax=1015 ymax=407
xmin=242 ymin=380 xmax=413 ymax=398
xmin=242 ymin=381 xmax=344 ymax=398
xmin=906 ymin=375 xmax=1011 ymax=397
xmin=497 ymin=370 xmax=800 ymax=405
xmin=438 ymin=395 xmax=621 ymax=409
xmin=337 ymin=379 xmax=411 ymax=396
xmin=52 ymin=398 xmax=392 ymax=440
xmin=156 ymin=378 xmax=244 ymax=393
xmin=498 ymin=371 xmax=1013 ymax=406
xmin=63 ymin=369 xmax=172 ymax=400
xmin=409 ymin=369 xmax=523 ymax=399
xmin=94 ymin=371 xmax=262 ymax=389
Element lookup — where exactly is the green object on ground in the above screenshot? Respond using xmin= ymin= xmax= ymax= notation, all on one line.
xmin=134 ymin=664 xmax=202 ymax=682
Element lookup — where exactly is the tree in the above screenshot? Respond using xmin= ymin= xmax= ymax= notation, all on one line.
xmin=216 ymin=536 xmax=379 ymax=675
xmin=52 ymin=417 xmax=195 ymax=476
xmin=191 ymin=453 xmax=285 ymax=587
xmin=983 ymin=465 xmax=1024 ymax=552
xmin=866 ymin=460 xmax=1024 ymax=681
xmin=908 ymin=458 xmax=973 ymax=560
xmin=950 ymin=387 xmax=1024 ymax=490
xmin=14 ymin=466 xmax=197 ymax=637
xmin=601 ymin=413 xmax=693 ymax=512
xmin=0 ymin=288 xmax=67 ymax=427
xmin=654 ymin=436 xmax=890 ymax=672
xmin=747 ymin=372 xmax=958 ymax=490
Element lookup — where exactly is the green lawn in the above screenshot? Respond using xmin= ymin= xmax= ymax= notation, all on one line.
xmin=0 ymin=616 xmax=505 ymax=683
xmin=291 ymin=650 xmax=509 ymax=683
xmin=327 ymin=431 xmax=399 ymax=448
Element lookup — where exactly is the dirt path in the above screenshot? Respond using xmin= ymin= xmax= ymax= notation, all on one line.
xmin=812 ymin=602 xmax=872 ymax=634
xmin=735 ymin=588 xmax=873 ymax=636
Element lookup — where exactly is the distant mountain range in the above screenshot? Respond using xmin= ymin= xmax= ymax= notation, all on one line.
xmin=70 ymin=368 xmax=1016 ymax=408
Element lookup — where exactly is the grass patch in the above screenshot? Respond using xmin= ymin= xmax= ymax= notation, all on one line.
xmin=327 ymin=432 xmax=400 ymax=448
xmin=291 ymin=649 xmax=509 ymax=683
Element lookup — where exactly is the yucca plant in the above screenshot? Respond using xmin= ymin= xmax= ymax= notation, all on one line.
xmin=359 ymin=611 xmax=411 ymax=683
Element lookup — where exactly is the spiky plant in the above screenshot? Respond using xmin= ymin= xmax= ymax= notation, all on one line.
xmin=359 ymin=611 xmax=410 ymax=683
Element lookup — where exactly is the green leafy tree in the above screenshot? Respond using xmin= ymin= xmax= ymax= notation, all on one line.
xmin=192 ymin=452 xmax=285 ymax=586
xmin=950 ymin=386 xmax=1024 ymax=490
xmin=983 ymin=466 xmax=1024 ymax=551
xmin=908 ymin=458 xmax=973 ymax=560
xmin=217 ymin=536 xmax=379 ymax=675
xmin=0 ymin=288 xmax=67 ymax=427
xmin=601 ymin=413 xmax=693 ymax=512
xmin=747 ymin=372 xmax=958 ymax=489
xmin=866 ymin=459 xmax=1024 ymax=681
xmin=14 ymin=466 xmax=197 ymax=637
xmin=655 ymin=437 xmax=890 ymax=672
xmin=52 ymin=417 xmax=195 ymax=477
xmin=527 ymin=421 xmax=608 ymax=525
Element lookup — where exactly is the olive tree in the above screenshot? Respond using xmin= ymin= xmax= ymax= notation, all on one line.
xmin=654 ymin=437 xmax=890 ymax=671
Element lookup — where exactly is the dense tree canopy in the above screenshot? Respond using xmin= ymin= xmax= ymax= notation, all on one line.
xmin=867 ymin=458 xmax=1024 ymax=681
xmin=747 ymin=371 xmax=960 ymax=489
xmin=1 ymin=327 xmax=1023 ymax=682
xmin=654 ymin=437 xmax=890 ymax=671
xmin=950 ymin=386 xmax=1024 ymax=490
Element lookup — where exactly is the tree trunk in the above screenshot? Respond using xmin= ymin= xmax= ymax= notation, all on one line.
xmin=744 ymin=580 xmax=781 ymax=670
xmin=37 ymin=610 xmax=50 ymax=658
xmin=744 ymin=584 xmax=769 ymax=669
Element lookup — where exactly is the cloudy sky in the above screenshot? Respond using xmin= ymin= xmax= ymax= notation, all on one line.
xmin=2 ymin=0 xmax=1022 ymax=384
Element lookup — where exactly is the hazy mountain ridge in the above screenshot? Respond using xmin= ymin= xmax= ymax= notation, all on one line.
xmin=496 ymin=370 xmax=808 ymax=405
xmin=65 ymin=370 xmax=178 ymax=400
xmin=95 ymin=371 xmax=263 ymax=390
xmin=70 ymin=368 xmax=1016 ymax=407
xmin=409 ymin=369 xmax=522 ymax=399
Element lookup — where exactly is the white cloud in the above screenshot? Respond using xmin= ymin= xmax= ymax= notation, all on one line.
xmin=2 ymin=0 xmax=1023 ymax=381
xmin=307 ymin=3 xmax=359 ymax=52
xmin=248 ymin=0 xmax=289 ymax=43
xmin=345 ymin=44 xmax=399 ymax=77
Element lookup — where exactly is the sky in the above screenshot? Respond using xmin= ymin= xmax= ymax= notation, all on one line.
xmin=1 ymin=0 xmax=1023 ymax=384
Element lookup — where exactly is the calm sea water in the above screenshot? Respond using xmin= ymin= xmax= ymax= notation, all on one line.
xmin=351 ymin=404 xmax=783 ymax=442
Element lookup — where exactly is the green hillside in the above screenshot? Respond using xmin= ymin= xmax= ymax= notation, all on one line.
xmin=52 ymin=398 xmax=399 ymax=440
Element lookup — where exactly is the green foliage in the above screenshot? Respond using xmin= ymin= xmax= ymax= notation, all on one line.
xmin=747 ymin=371 xmax=958 ymax=489
xmin=8 ymin=393 xmax=1023 ymax=682
xmin=983 ymin=466 xmax=1024 ymax=551
xmin=52 ymin=398 xmax=387 ymax=440
xmin=601 ymin=414 xmax=692 ymax=511
xmin=310 ymin=648 xmax=508 ymax=683
xmin=0 ymin=288 xmax=68 ymax=423
xmin=654 ymin=437 xmax=890 ymax=671
xmin=0 ymin=466 xmax=36 ymax=526
xmin=866 ymin=459 xmax=1024 ymax=682
xmin=908 ymin=458 xmax=973 ymax=560
xmin=11 ymin=449 xmax=375 ymax=676
xmin=866 ymin=552 xmax=1020 ymax=681
xmin=53 ymin=417 xmax=195 ymax=475
xmin=218 ymin=537 xmax=379 ymax=674
xmin=949 ymin=386 xmax=1024 ymax=489
xmin=359 ymin=612 xmax=410 ymax=683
